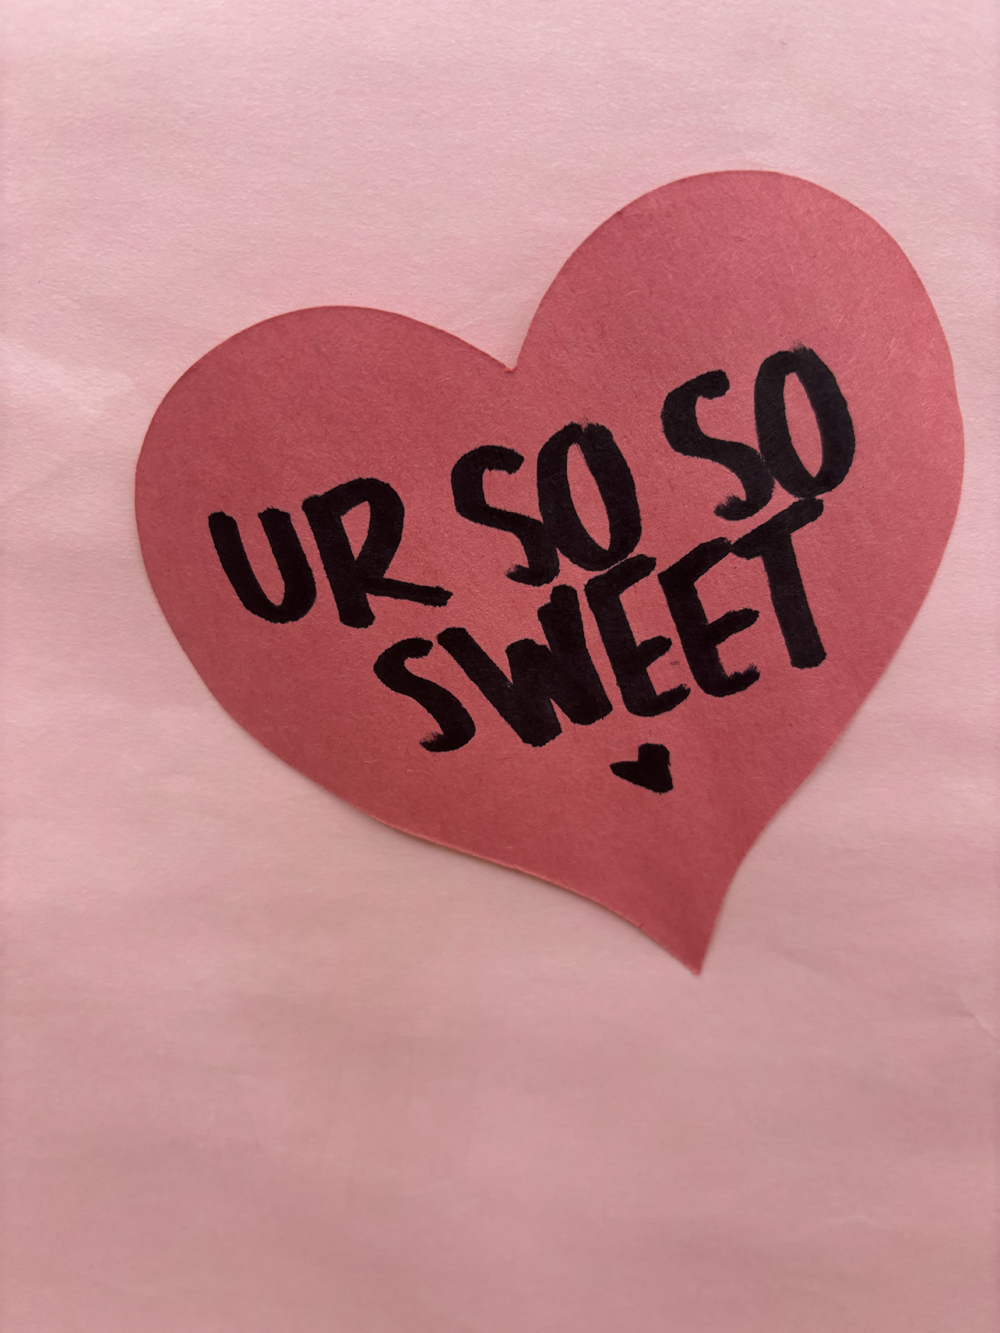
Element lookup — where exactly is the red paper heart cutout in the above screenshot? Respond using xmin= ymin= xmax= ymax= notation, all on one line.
xmin=136 ymin=171 xmax=962 ymax=971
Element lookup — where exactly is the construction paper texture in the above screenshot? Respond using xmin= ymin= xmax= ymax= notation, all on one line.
xmin=136 ymin=172 xmax=962 ymax=970
xmin=3 ymin=1 xmax=997 ymax=1331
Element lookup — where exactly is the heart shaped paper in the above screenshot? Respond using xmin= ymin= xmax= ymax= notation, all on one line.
xmin=136 ymin=171 xmax=963 ymax=971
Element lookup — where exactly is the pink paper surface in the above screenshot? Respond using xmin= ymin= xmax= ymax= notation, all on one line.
xmin=3 ymin=2 xmax=998 ymax=1331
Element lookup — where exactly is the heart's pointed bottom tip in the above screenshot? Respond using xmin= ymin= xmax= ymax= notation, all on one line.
xmin=627 ymin=916 xmax=712 ymax=975
xmin=362 ymin=807 xmax=717 ymax=974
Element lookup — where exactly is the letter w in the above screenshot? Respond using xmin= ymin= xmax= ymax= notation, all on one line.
xmin=436 ymin=586 xmax=611 ymax=747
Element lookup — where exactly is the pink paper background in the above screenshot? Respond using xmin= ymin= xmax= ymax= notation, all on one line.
xmin=2 ymin=2 xmax=997 ymax=1330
